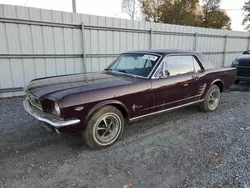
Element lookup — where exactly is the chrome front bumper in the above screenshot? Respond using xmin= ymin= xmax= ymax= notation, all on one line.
xmin=23 ymin=98 xmax=80 ymax=128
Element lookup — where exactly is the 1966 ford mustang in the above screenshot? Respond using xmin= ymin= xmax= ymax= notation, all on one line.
xmin=23 ymin=49 xmax=236 ymax=149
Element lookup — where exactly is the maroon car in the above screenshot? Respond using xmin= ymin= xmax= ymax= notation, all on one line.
xmin=23 ymin=49 xmax=236 ymax=149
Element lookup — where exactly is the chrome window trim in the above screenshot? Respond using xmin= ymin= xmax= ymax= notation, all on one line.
xmin=151 ymin=58 xmax=165 ymax=79
xmin=192 ymin=54 xmax=204 ymax=70
xmin=151 ymin=53 xmax=204 ymax=79
xmin=147 ymin=54 xmax=164 ymax=78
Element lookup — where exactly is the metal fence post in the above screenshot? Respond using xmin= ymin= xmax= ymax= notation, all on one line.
xmin=193 ymin=32 xmax=198 ymax=51
xmin=150 ymin=28 xmax=153 ymax=49
xmin=72 ymin=0 xmax=76 ymax=13
xmin=248 ymin=36 xmax=250 ymax=50
xmin=222 ymin=35 xmax=228 ymax=67
xmin=81 ymin=22 xmax=86 ymax=72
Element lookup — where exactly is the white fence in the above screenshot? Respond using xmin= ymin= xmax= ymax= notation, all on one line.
xmin=0 ymin=4 xmax=249 ymax=98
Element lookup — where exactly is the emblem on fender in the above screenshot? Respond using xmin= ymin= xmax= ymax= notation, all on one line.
xmin=132 ymin=104 xmax=142 ymax=111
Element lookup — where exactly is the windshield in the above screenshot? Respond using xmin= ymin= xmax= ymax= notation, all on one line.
xmin=107 ymin=53 xmax=161 ymax=78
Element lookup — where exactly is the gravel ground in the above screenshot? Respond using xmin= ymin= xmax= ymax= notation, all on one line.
xmin=0 ymin=83 xmax=250 ymax=188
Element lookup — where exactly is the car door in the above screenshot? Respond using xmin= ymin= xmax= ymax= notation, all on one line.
xmin=150 ymin=55 xmax=206 ymax=112
xmin=112 ymin=53 xmax=159 ymax=119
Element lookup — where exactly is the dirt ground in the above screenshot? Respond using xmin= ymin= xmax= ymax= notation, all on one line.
xmin=1 ymin=83 xmax=250 ymax=188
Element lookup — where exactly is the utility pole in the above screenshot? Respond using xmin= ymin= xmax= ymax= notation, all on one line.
xmin=132 ymin=0 xmax=135 ymax=20
xmin=72 ymin=0 xmax=76 ymax=13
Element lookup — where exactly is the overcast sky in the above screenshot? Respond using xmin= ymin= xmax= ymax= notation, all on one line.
xmin=0 ymin=0 xmax=247 ymax=32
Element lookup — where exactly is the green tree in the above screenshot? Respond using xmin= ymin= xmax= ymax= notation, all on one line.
xmin=243 ymin=0 xmax=250 ymax=30
xmin=140 ymin=0 xmax=202 ymax=25
xmin=140 ymin=0 xmax=165 ymax=22
xmin=201 ymin=0 xmax=231 ymax=29
xmin=160 ymin=0 xmax=203 ymax=27
xmin=202 ymin=10 xmax=231 ymax=29
xmin=139 ymin=0 xmax=231 ymax=29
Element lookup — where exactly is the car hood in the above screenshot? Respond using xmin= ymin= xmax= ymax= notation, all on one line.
xmin=236 ymin=55 xmax=250 ymax=62
xmin=24 ymin=72 xmax=138 ymax=99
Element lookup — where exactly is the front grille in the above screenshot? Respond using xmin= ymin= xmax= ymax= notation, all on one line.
xmin=237 ymin=68 xmax=250 ymax=77
xmin=27 ymin=95 xmax=43 ymax=111
xmin=239 ymin=61 xmax=250 ymax=67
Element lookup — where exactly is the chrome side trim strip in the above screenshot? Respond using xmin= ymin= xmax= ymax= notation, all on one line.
xmin=142 ymin=94 xmax=202 ymax=111
xmin=129 ymin=99 xmax=204 ymax=121
xmin=23 ymin=98 xmax=80 ymax=128
xmin=142 ymin=84 xmax=207 ymax=111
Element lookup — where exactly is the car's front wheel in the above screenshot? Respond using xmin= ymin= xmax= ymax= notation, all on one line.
xmin=82 ymin=105 xmax=124 ymax=149
xmin=200 ymin=85 xmax=221 ymax=112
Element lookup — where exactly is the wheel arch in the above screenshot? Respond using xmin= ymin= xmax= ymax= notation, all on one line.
xmin=211 ymin=79 xmax=224 ymax=92
xmin=86 ymin=100 xmax=129 ymax=122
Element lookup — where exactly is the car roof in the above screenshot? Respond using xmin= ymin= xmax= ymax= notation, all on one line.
xmin=122 ymin=49 xmax=215 ymax=70
xmin=123 ymin=49 xmax=196 ymax=55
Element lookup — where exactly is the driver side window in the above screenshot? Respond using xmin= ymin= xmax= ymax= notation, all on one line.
xmin=164 ymin=56 xmax=194 ymax=76
xmin=154 ymin=55 xmax=202 ymax=78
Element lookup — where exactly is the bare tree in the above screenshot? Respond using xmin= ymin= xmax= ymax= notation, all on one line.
xmin=121 ymin=0 xmax=137 ymax=20
xmin=243 ymin=0 xmax=250 ymax=30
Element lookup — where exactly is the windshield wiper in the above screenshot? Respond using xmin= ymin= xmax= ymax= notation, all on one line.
xmin=104 ymin=68 xmax=112 ymax=71
xmin=118 ymin=70 xmax=137 ymax=78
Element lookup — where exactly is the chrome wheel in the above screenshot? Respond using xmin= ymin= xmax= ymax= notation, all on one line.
xmin=208 ymin=89 xmax=220 ymax=110
xmin=93 ymin=113 xmax=122 ymax=146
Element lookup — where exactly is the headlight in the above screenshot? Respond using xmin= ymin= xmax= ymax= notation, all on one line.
xmin=232 ymin=60 xmax=239 ymax=66
xmin=54 ymin=102 xmax=61 ymax=116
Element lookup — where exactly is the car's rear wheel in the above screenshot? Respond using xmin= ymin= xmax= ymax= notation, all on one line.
xmin=200 ymin=85 xmax=221 ymax=112
xmin=82 ymin=105 xmax=124 ymax=149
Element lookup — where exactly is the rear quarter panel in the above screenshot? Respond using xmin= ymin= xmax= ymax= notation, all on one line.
xmin=202 ymin=68 xmax=236 ymax=91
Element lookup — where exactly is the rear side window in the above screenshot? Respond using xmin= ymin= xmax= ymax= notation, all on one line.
xmin=164 ymin=56 xmax=194 ymax=76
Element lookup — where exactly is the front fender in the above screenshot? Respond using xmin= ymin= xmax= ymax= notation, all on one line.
xmin=86 ymin=100 xmax=129 ymax=121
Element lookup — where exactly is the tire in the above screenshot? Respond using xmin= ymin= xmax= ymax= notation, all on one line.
xmin=234 ymin=80 xmax=240 ymax=84
xmin=82 ymin=105 xmax=124 ymax=149
xmin=200 ymin=85 xmax=221 ymax=112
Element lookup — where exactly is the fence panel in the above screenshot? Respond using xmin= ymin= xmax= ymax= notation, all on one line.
xmin=0 ymin=4 xmax=249 ymax=98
